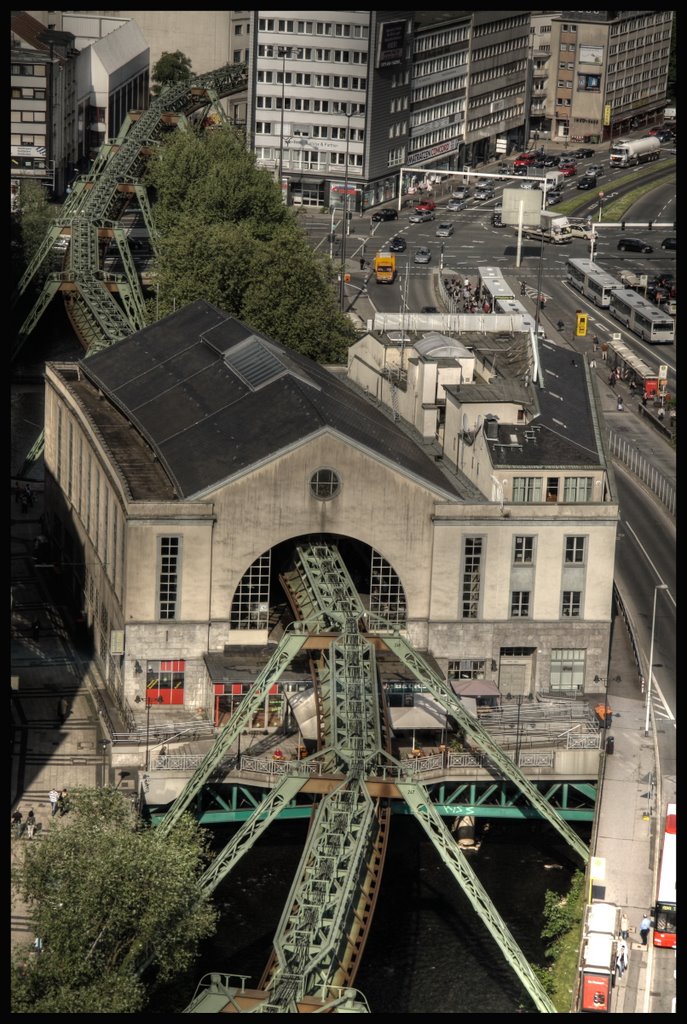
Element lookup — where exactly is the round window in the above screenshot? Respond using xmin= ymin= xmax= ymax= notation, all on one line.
xmin=310 ymin=468 xmax=341 ymax=500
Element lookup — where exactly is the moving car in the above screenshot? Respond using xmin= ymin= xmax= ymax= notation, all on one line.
xmin=560 ymin=164 xmax=577 ymax=177
xmin=545 ymin=191 xmax=563 ymax=206
xmin=570 ymin=147 xmax=595 ymax=159
xmin=542 ymin=154 xmax=560 ymax=167
xmin=408 ymin=209 xmax=435 ymax=223
xmin=617 ymin=237 xmax=653 ymax=253
xmin=415 ymin=199 xmax=437 ymax=212
xmin=491 ymin=210 xmax=504 ymax=226
xmin=661 ymin=237 xmax=676 ymax=250
xmin=435 ymin=222 xmax=454 ymax=237
xmin=520 ymin=180 xmax=539 ymax=189
xmin=371 ymin=208 xmax=398 ymax=222
xmin=414 ymin=246 xmax=431 ymax=264
xmin=576 ymin=176 xmax=597 ymax=190
xmin=512 ymin=165 xmax=529 ymax=176
xmin=446 ymin=197 xmax=468 ymax=212
xmin=389 ymin=236 xmax=407 ymax=252
xmin=451 ymin=186 xmax=470 ymax=199
xmin=421 ymin=306 xmax=439 ymax=314
xmin=586 ymin=164 xmax=604 ymax=177
xmin=474 ymin=185 xmax=495 ymax=200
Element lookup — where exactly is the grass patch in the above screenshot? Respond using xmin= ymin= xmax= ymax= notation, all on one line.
xmin=553 ymin=158 xmax=675 ymax=222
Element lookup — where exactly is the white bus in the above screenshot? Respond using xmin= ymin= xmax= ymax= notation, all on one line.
xmin=608 ymin=287 xmax=675 ymax=344
xmin=566 ymin=258 xmax=620 ymax=308
xmin=477 ymin=267 xmax=545 ymax=340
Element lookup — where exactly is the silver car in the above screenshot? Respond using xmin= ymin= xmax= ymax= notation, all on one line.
xmin=474 ymin=186 xmax=495 ymax=200
xmin=451 ymin=186 xmax=470 ymax=199
xmin=414 ymin=246 xmax=431 ymax=264
xmin=408 ymin=209 xmax=435 ymax=223
xmin=446 ymin=197 xmax=467 ymax=212
xmin=435 ymin=222 xmax=454 ymax=237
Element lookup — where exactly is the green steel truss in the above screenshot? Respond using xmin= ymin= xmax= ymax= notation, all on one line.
xmin=383 ymin=635 xmax=590 ymax=865
xmin=397 ymin=782 xmax=557 ymax=1013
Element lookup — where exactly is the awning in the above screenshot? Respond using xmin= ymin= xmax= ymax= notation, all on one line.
xmin=450 ymin=679 xmax=502 ymax=698
xmin=285 ymin=688 xmax=318 ymax=740
xmin=387 ymin=692 xmax=448 ymax=732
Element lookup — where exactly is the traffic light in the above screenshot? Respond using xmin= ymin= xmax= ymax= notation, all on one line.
xmin=621 ymin=221 xmax=626 ymax=232
xmin=576 ymin=311 xmax=588 ymax=337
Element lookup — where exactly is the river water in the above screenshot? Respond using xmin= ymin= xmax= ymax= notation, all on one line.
xmin=174 ymin=815 xmax=589 ymax=1015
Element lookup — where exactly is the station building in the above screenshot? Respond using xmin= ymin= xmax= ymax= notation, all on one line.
xmin=42 ymin=300 xmax=617 ymax=724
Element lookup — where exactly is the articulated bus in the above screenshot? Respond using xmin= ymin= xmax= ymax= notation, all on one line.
xmin=653 ymin=803 xmax=676 ymax=949
xmin=566 ymin=258 xmax=620 ymax=308
xmin=608 ymin=287 xmax=675 ymax=344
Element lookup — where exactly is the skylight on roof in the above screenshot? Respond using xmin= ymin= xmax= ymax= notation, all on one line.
xmin=224 ymin=336 xmax=287 ymax=391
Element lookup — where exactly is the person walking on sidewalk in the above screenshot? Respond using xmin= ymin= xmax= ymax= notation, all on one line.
xmin=615 ymin=940 xmax=628 ymax=979
xmin=11 ymin=809 xmax=23 ymax=838
xmin=620 ymin=912 xmax=629 ymax=941
xmin=57 ymin=789 xmax=69 ymax=816
xmin=25 ymin=809 xmax=37 ymax=839
xmin=640 ymin=914 xmax=652 ymax=945
xmin=48 ymin=788 xmax=60 ymax=817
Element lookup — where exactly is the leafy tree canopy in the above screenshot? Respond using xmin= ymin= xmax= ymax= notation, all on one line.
xmin=145 ymin=126 xmax=356 ymax=361
xmin=11 ymin=787 xmax=217 ymax=1013
xmin=151 ymin=50 xmax=193 ymax=96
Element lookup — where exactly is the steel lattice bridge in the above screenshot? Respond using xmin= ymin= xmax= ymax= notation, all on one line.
xmin=12 ymin=63 xmax=249 ymax=362
xmin=155 ymin=542 xmax=588 ymax=1013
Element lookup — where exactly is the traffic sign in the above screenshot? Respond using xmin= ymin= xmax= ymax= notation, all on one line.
xmin=598 ymin=191 xmax=604 ymax=198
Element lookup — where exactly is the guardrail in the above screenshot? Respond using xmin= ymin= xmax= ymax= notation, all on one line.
xmin=607 ymin=428 xmax=675 ymax=517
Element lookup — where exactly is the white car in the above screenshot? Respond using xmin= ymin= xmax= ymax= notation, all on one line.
xmin=414 ymin=246 xmax=432 ymax=264
xmin=435 ymin=222 xmax=454 ymax=237
xmin=520 ymin=180 xmax=539 ymax=189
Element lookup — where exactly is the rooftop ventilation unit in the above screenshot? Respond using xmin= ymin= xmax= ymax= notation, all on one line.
xmin=484 ymin=415 xmax=499 ymax=440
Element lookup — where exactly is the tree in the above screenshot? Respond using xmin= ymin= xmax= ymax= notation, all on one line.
xmin=151 ymin=50 xmax=193 ymax=96
xmin=11 ymin=787 xmax=217 ymax=1013
xmin=12 ymin=179 xmax=54 ymax=282
xmin=144 ymin=126 xmax=357 ymax=361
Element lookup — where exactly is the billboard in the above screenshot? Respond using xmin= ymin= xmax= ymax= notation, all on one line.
xmin=579 ymin=44 xmax=604 ymax=65
xmin=377 ymin=19 xmax=406 ymax=68
xmin=501 ymin=186 xmax=542 ymax=227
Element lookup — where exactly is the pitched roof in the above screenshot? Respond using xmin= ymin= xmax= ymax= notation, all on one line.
xmin=80 ymin=300 xmax=466 ymax=501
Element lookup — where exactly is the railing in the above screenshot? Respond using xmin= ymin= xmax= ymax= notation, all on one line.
xmin=607 ymin=427 xmax=676 ymax=517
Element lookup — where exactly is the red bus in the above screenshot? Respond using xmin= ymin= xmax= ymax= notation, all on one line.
xmin=653 ymin=803 xmax=676 ymax=948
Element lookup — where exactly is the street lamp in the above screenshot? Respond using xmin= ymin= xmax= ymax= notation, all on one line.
xmin=339 ymin=104 xmax=353 ymax=312
xmin=645 ymin=583 xmax=668 ymax=736
xmin=135 ymin=693 xmax=163 ymax=772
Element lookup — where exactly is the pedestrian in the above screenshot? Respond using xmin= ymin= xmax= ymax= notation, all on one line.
xmin=359 ymin=256 xmax=365 ymax=271
xmin=25 ymin=809 xmax=37 ymax=839
xmin=589 ymin=358 xmax=597 ymax=368
xmin=617 ymin=396 xmax=623 ymax=412
xmin=608 ymin=374 xmax=615 ymax=389
xmin=32 ymin=618 xmax=40 ymax=641
xmin=520 ymin=281 xmax=526 ymax=295
xmin=48 ymin=788 xmax=60 ymax=816
xmin=539 ymin=294 xmax=546 ymax=310
xmin=639 ymin=914 xmax=651 ymax=945
xmin=601 ymin=342 xmax=608 ymax=361
xmin=616 ymin=940 xmax=628 ymax=979
xmin=593 ymin=334 xmax=599 ymax=352
xmin=556 ymin=320 xmax=565 ymax=332
xmin=629 ymin=379 xmax=636 ymax=394
xmin=11 ymin=809 xmax=23 ymax=837
xmin=641 ymin=393 xmax=648 ymax=407
xmin=57 ymin=788 xmax=69 ymax=816
xmin=657 ymin=406 xmax=665 ymax=421
xmin=620 ymin=913 xmax=629 ymax=941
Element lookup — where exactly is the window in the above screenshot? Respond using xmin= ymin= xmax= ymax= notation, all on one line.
xmin=562 ymin=591 xmax=581 ymax=617
xmin=145 ymin=659 xmax=186 ymax=706
xmin=462 ymin=537 xmax=483 ymax=619
xmin=514 ymin=536 xmax=534 ymax=563
xmin=370 ymin=550 xmax=406 ymax=626
xmin=546 ymin=477 xmax=559 ymax=502
xmin=448 ymin=659 xmax=487 ymax=680
xmin=231 ymin=552 xmax=271 ymax=629
xmin=550 ymin=648 xmax=585 ymax=692
xmin=511 ymin=591 xmax=530 ymax=617
xmin=513 ymin=477 xmax=542 ymax=502
xmin=310 ymin=468 xmax=340 ymax=500
xmin=565 ymin=536 xmax=586 ymax=563
xmin=564 ymin=476 xmax=593 ymax=502
xmin=159 ymin=537 xmax=180 ymax=620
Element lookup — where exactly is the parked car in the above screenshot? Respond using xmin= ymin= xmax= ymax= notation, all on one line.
xmin=435 ymin=222 xmax=454 ymax=237
xmin=560 ymin=164 xmax=577 ymax=177
xmin=474 ymin=185 xmax=495 ymax=200
xmin=586 ymin=164 xmax=604 ymax=177
xmin=661 ymin=237 xmax=676 ymax=250
xmin=389 ymin=236 xmax=407 ymax=252
xmin=415 ymin=199 xmax=437 ymax=212
xmin=617 ymin=237 xmax=653 ymax=253
xmin=446 ymin=197 xmax=468 ymax=212
xmin=371 ymin=208 xmax=398 ymax=222
xmin=451 ymin=186 xmax=470 ymax=200
xmin=576 ymin=176 xmax=597 ymax=190
xmin=408 ymin=209 xmax=435 ymax=223
xmin=414 ymin=246 xmax=431 ymax=264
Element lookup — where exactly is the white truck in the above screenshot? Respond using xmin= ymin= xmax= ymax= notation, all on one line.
xmin=522 ymin=211 xmax=572 ymax=244
xmin=544 ymin=170 xmax=564 ymax=191
xmin=608 ymin=135 xmax=661 ymax=168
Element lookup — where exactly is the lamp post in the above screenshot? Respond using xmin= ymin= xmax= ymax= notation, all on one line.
xmin=276 ymin=46 xmax=293 ymax=199
xmin=339 ymin=104 xmax=353 ymax=312
xmin=645 ymin=583 xmax=668 ymax=736
xmin=135 ymin=693 xmax=163 ymax=772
